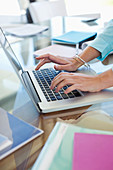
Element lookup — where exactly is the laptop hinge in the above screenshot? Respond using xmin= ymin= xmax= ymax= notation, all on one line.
xmin=21 ymin=71 xmax=42 ymax=111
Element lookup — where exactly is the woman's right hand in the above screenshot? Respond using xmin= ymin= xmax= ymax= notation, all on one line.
xmin=35 ymin=53 xmax=82 ymax=71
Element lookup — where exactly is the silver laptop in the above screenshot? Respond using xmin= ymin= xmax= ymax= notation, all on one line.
xmin=0 ymin=27 xmax=113 ymax=113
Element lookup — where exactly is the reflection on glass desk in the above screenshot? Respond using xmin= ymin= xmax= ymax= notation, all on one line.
xmin=0 ymin=16 xmax=113 ymax=169
xmin=0 ymin=108 xmax=43 ymax=160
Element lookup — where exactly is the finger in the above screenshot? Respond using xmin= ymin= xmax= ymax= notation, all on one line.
xmin=54 ymin=64 xmax=72 ymax=71
xmin=50 ymin=77 xmax=63 ymax=90
xmin=65 ymin=84 xmax=82 ymax=94
xmin=50 ymin=73 xmax=66 ymax=89
xmin=35 ymin=53 xmax=51 ymax=60
xmin=36 ymin=54 xmax=70 ymax=67
xmin=35 ymin=58 xmax=50 ymax=70
xmin=55 ymin=79 xmax=72 ymax=92
xmin=51 ymin=73 xmax=71 ymax=90
xmin=36 ymin=54 xmax=62 ymax=65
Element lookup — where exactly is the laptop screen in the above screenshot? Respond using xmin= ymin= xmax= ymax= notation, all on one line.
xmin=0 ymin=27 xmax=24 ymax=77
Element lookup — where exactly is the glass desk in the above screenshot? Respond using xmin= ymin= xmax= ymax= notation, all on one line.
xmin=0 ymin=16 xmax=106 ymax=112
xmin=0 ymin=17 xmax=113 ymax=169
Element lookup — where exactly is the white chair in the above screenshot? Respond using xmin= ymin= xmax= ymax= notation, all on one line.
xmin=28 ymin=0 xmax=67 ymax=24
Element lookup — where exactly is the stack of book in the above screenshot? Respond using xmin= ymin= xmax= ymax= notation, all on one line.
xmin=51 ymin=30 xmax=97 ymax=45
xmin=72 ymin=132 xmax=113 ymax=170
xmin=32 ymin=121 xmax=113 ymax=170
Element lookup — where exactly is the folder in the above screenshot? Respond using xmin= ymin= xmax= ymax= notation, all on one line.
xmin=52 ymin=31 xmax=97 ymax=45
xmin=72 ymin=132 xmax=113 ymax=170
xmin=32 ymin=122 xmax=113 ymax=170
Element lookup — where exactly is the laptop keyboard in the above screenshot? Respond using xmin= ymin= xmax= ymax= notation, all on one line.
xmin=33 ymin=68 xmax=82 ymax=102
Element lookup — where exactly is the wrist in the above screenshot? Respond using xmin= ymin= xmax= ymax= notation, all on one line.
xmin=79 ymin=46 xmax=101 ymax=62
xmin=72 ymin=56 xmax=83 ymax=69
xmin=73 ymin=55 xmax=90 ymax=69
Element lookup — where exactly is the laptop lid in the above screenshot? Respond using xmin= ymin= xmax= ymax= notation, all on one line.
xmin=0 ymin=27 xmax=24 ymax=79
xmin=0 ymin=27 xmax=42 ymax=111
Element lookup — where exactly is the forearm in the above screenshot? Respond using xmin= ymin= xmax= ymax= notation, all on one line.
xmin=98 ymin=69 xmax=113 ymax=90
xmin=79 ymin=46 xmax=101 ymax=62
xmin=79 ymin=19 xmax=113 ymax=63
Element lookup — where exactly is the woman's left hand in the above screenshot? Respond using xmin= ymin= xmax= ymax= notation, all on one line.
xmin=50 ymin=72 xmax=102 ymax=93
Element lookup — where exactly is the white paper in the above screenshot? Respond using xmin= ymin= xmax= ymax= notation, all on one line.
xmin=34 ymin=44 xmax=82 ymax=58
xmin=90 ymin=61 xmax=113 ymax=74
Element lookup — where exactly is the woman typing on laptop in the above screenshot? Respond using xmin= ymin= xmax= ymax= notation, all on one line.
xmin=35 ymin=19 xmax=113 ymax=93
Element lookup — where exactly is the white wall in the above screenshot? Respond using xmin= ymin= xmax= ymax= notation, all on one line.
xmin=0 ymin=0 xmax=27 ymax=24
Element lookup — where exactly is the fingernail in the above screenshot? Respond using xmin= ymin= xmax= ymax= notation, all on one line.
xmin=35 ymin=55 xmax=40 ymax=58
xmin=50 ymin=85 xmax=52 ymax=89
xmin=55 ymin=65 xmax=58 ymax=70
xmin=64 ymin=91 xmax=67 ymax=94
xmin=55 ymin=89 xmax=58 ymax=93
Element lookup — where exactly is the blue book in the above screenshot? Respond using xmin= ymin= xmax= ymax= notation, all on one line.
xmin=0 ymin=108 xmax=43 ymax=160
xmin=52 ymin=31 xmax=97 ymax=44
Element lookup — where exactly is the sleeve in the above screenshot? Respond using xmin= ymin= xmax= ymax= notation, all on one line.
xmin=89 ymin=19 xmax=113 ymax=61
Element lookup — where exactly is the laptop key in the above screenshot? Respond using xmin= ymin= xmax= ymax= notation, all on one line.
xmin=68 ymin=93 xmax=75 ymax=98
xmin=61 ymin=93 xmax=69 ymax=99
xmin=56 ymin=95 xmax=63 ymax=100
xmin=50 ymin=96 xmax=57 ymax=101
xmin=72 ymin=90 xmax=81 ymax=97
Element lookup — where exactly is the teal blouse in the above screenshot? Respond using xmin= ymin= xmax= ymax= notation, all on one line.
xmin=89 ymin=19 xmax=113 ymax=70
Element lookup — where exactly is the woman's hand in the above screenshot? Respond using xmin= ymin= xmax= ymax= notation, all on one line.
xmin=35 ymin=54 xmax=82 ymax=71
xmin=50 ymin=72 xmax=102 ymax=93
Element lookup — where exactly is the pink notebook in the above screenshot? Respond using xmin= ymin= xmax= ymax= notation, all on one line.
xmin=72 ymin=133 xmax=113 ymax=170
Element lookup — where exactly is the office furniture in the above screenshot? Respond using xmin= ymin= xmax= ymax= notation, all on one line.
xmin=28 ymin=0 xmax=67 ymax=23
xmin=0 ymin=16 xmax=113 ymax=169
xmin=18 ymin=0 xmax=36 ymax=23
